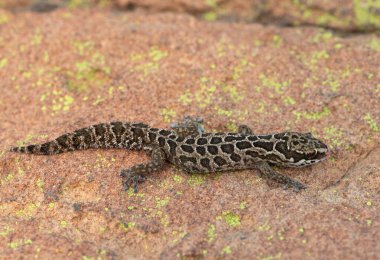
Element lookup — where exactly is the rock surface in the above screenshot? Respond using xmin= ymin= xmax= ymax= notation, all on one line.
xmin=2 ymin=0 xmax=380 ymax=31
xmin=0 ymin=4 xmax=379 ymax=260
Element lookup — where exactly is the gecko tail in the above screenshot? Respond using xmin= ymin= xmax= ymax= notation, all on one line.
xmin=10 ymin=142 xmax=62 ymax=155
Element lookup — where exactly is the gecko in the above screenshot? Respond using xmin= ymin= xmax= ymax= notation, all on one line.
xmin=10 ymin=117 xmax=328 ymax=192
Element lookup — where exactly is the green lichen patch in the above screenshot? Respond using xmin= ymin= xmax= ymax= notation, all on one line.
xmin=363 ymin=113 xmax=379 ymax=132
xmin=0 ymin=58 xmax=8 ymax=69
xmin=258 ymin=219 xmax=271 ymax=231
xmin=239 ymin=201 xmax=247 ymax=210
xmin=130 ymin=47 xmax=168 ymax=79
xmin=0 ymin=12 xmax=9 ymax=25
xmin=222 ymin=211 xmax=241 ymax=227
xmin=369 ymin=37 xmax=380 ymax=52
xmin=67 ymin=0 xmax=93 ymax=9
xmin=8 ymin=238 xmax=32 ymax=250
xmin=323 ymin=126 xmax=346 ymax=149
xmin=155 ymin=196 xmax=170 ymax=209
xmin=72 ymin=40 xmax=95 ymax=55
xmin=40 ymin=90 xmax=74 ymax=115
xmin=15 ymin=203 xmax=41 ymax=218
xmin=66 ymin=55 xmax=111 ymax=93
xmin=31 ymin=29 xmax=43 ymax=45
xmin=293 ymin=106 xmax=330 ymax=121
xmin=188 ymin=174 xmax=206 ymax=187
xmin=311 ymin=30 xmax=334 ymax=43
xmin=221 ymin=246 xmax=232 ymax=255
xmin=172 ymin=174 xmax=183 ymax=184
xmin=0 ymin=225 xmax=14 ymax=237
xmin=93 ymin=153 xmax=115 ymax=169
xmin=353 ymin=0 xmax=380 ymax=29
xmin=203 ymin=12 xmax=218 ymax=22
xmin=207 ymin=224 xmax=217 ymax=243
xmin=271 ymin=35 xmax=283 ymax=48
xmin=119 ymin=221 xmax=135 ymax=232
xmin=259 ymin=74 xmax=290 ymax=95
xmin=36 ymin=178 xmax=44 ymax=192
xmin=171 ymin=229 xmax=188 ymax=245
xmin=161 ymin=108 xmax=177 ymax=123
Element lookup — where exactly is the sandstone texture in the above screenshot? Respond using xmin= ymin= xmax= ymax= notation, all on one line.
xmin=0 ymin=2 xmax=379 ymax=260
xmin=2 ymin=0 xmax=380 ymax=31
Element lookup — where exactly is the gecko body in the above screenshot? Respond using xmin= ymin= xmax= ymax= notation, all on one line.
xmin=11 ymin=118 xmax=328 ymax=192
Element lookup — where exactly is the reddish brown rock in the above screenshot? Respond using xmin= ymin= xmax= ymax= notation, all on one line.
xmin=0 ymin=7 xmax=379 ymax=259
xmin=3 ymin=0 xmax=380 ymax=31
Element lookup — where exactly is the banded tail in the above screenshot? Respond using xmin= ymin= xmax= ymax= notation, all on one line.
xmin=10 ymin=122 xmax=152 ymax=155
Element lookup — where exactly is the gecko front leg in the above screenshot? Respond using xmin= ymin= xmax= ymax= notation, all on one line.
xmin=120 ymin=147 xmax=166 ymax=193
xmin=255 ymin=161 xmax=306 ymax=192
xmin=171 ymin=116 xmax=205 ymax=137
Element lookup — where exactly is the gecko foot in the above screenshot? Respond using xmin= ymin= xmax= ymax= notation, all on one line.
xmin=120 ymin=169 xmax=146 ymax=193
xmin=282 ymin=180 xmax=306 ymax=192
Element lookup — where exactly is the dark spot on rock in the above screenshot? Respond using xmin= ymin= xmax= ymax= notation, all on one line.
xmin=197 ymin=138 xmax=207 ymax=145
xmin=181 ymin=145 xmax=194 ymax=153
xmin=196 ymin=146 xmax=206 ymax=156
xmin=214 ymin=156 xmax=227 ymax=166
xmin=73 ymin=203 xmax=82 ymax=212
xmin=207 ymin=146 xmax=218 ymax=155
xmin=221 ymin=143 xmax=234 ymax=154
xmin=210 ymin=137 xmax=223 ymax=144
xmin=236 ymin=141 xmax=252 ymax=150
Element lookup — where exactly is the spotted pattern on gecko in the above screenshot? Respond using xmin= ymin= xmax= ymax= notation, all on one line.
xmin=10 ymin=118 xmax=328 ymax=192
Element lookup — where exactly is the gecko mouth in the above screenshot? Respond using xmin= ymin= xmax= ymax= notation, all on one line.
xmin=306 ymin=149 xmax=328 ymax=161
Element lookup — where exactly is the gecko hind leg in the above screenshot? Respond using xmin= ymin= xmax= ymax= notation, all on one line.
xmin=170 ymin=116 xmax=205 ymax=137
xmin=120 ymin=147 xmax=166 ymax=193
xmin=255 ymin=161 xmax=306 ymax=192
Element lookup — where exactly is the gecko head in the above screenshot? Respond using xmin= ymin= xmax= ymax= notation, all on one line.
xmin=274 ymin=132 xmax=328 ymax=167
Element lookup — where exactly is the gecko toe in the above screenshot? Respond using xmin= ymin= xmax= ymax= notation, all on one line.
xmin=121 ymin=170 xmax=146 ymax=193
xmin=283 ymin=180 xmax=306 ymax=193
